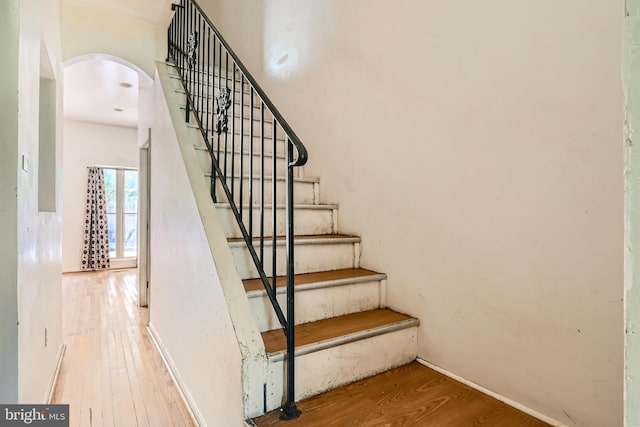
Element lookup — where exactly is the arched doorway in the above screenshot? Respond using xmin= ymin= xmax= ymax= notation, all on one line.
xmin=62 ymin=54 xmax=153 ymax=307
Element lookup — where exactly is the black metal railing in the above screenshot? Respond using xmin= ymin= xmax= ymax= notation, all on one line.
xmin=166 ymin=0 xmax=305 ymax=420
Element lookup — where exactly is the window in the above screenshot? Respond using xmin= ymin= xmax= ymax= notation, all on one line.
xmin=104 ymin=168 xmax=138 ymax=267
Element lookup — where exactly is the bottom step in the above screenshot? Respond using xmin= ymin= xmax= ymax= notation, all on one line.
xmin=253 ymin=362 xmax=553 ymax=427
xmin=262 ymin=309 xmax=418 ymax=412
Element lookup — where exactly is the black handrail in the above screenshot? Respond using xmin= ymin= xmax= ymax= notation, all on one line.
xmin=166 ymin=0 xmax=303 ymax=420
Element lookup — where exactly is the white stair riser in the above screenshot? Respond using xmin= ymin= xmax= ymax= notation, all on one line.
xmin=226 ymin=116 xmax=277 ymax=136
xmin=185 ymin=124 xmax=287 ymax=155
xmin=250 ymin=280 xmax=382 ymax=332
xmin=194 ymin=148 xmax=288 ymax=178
xmin=174 ymin=74 xmax=254 ymax=95
xmin=212 ymin=112 xmax=285 ymax=139
xmin=172 ymin=68 xmax=249 ymax=85
xmin=208 ymin=127 xmax=286 ymax=145
xmin=209 ymin=134 xmax=287 ymax=156
xmin=170 ymin=72 xmax=263 ymax=109
xmin=265 ymin=327 xmax=418 ymax=411
xmin=179 ymin=103 xmax=287 ymax=142
xmin=188 ymin=116 xmax=279 ymax=139
xmin=171 ymin=65 xmax=259 ymax=84
xmin=188 ymin=78 xmax=257 ymax=98
xmin=193 ymin=147 xmax=304 ymax=179
xmin=216 ymin=206 xmax=335 ymax=239
xmin=230 ymin=241 xmax=358 ymax=280
xmin=181 ymin=99 xmax=270 ymax=121
xmin=209 ymin=178 xmax=316 ymax=205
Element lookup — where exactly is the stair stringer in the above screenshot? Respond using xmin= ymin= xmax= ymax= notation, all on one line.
xmin=157 ymin=61 xmax=269 ymax=420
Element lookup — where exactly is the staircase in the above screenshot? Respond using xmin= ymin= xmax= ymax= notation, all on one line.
xmin=165 ymin=63 xmax=419 ymax=412
xmin=164 ymin=0 xmax=419 ymax=421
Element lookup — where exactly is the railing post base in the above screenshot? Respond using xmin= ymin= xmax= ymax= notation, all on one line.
xmin=279 ymin=402 xmax=301 ymax=420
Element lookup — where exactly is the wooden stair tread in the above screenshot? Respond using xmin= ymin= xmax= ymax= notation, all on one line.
xmin=227 ymin=234 xmax=357 ymax=244
xmin=243 ymin=268 xmax=382 ymax=293
xmin=252 ymin=361 xmax=552 ymax=427
xmin=262 ymin=309 xmax=413 ymax=354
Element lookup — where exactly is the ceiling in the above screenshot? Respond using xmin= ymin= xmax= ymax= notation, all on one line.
xmin=66 ymin=0 xmax=173 ymax=26
xmin=63 ymin=0 xmax=173 ymax=128
xmin=64 ymin=58 xmax=142 ymax=128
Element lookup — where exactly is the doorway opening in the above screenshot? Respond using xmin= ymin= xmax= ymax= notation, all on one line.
xmin=62 ymin=54 xmax=152 ymax=307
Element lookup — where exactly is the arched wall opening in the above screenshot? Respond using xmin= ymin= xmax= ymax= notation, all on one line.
xmin=62 ymin=54 xmax=153 ymax=306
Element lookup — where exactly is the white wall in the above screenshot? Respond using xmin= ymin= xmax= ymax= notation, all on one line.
xmin=625 ymin=0 xmax=640 ymax=425
xmin=62 ymin=119 xmax=138 ymax=272
xmin=201 ymin=1 xmax=624 ymax=425
xmin=0 ymin=0 xmax=65 ymax=404
xmin=0 ymin=0 xmax=21 ymax=404
xmin=149 ymin=67 xmax=253 ymax=425
xmin=62 ymin=1 xmax=164 ymax=78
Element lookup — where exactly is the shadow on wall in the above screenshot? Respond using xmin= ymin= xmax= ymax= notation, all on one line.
xmin=263 ymin=0 xmax=335 ymax=80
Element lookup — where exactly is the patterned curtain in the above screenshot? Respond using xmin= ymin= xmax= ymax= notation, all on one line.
xmin=81 ymin=167 xmax=110 ymax=270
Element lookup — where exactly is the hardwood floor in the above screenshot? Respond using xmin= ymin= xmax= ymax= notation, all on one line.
xmin=253 ymin=362 xmax=552 ymax=427
xmin=52 ymin=270 xmax=196 ymax=427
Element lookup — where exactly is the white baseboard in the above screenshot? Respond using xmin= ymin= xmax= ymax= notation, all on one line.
xmin=46 ymin=344 xmax=66 ymax=404
xmin=415 ymin=358 xmax=566 ymax=427
xmin=147 ymin=323 xmax=204 ymax=426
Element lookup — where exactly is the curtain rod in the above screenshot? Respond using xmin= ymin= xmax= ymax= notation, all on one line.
xmin=87 ymin=165 xmax=138 ymax=171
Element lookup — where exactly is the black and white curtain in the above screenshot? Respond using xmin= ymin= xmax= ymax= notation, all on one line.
xmin=80 ymin=167 xmax=110 ymax=270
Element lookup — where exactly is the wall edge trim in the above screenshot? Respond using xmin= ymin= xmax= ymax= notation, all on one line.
xmin=46 ymin=343 xmax=66 ymax=404
xmin=148 ymin=323 xmax=204 ymax=427
xmin=415 ymin=358 xmax=566 ymax=427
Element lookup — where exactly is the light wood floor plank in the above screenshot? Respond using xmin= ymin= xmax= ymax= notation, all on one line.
xmin=52 ymin=270 xmax=196 ymax=427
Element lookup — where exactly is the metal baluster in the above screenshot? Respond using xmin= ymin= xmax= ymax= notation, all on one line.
xmin=166 ymin=20 xmax=171 ymax=62
xmin=198 ymin=13 xmax=204 ymax=125
xmin=231 ymin=64 xmax=236 ymax=202
xmin=190 ymin=2 xmax=196 ymax=120
xmin=249 ymin=87 xmax=254 ymax=238
xmin=240 ymin=75 xmax=245 ymax=219
xmin=184 ymin=1 xmax=190 ymax=122
xmin=282 ymin=138 xmax=301 ymax=420
xmin=196 ymin=12 xmax=201 ymax=126
xmin=171 ymin=10 xmax=176 ymax=61
xmin=224 ymin=52 xmax=229 ymax=182
xmin=183 ymin=1 xmax=187 ymax=73
xmin=176 ymin=5 xmax=180 ymax=68
xmin=216 ymin=38 xmax=222 ymax=201
xmin=179 ymin=3 xmax=183 ymax=72
xmin=260 ymin=102 xmax=265 ymax=267
xmin=177 ymin=5 xmax=180 ymax=68
xmin=205 ymin=27 xmax=211 ymax=143
xmin=181 ymin=1 xmax=185 ymax=74
xmin=173 ymin=5 xmax=178 ymax=61
xmin=211 ymin=34 xmax=220 ymax=202
xmin=272 ymin=119 xmax=277 ymax=296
